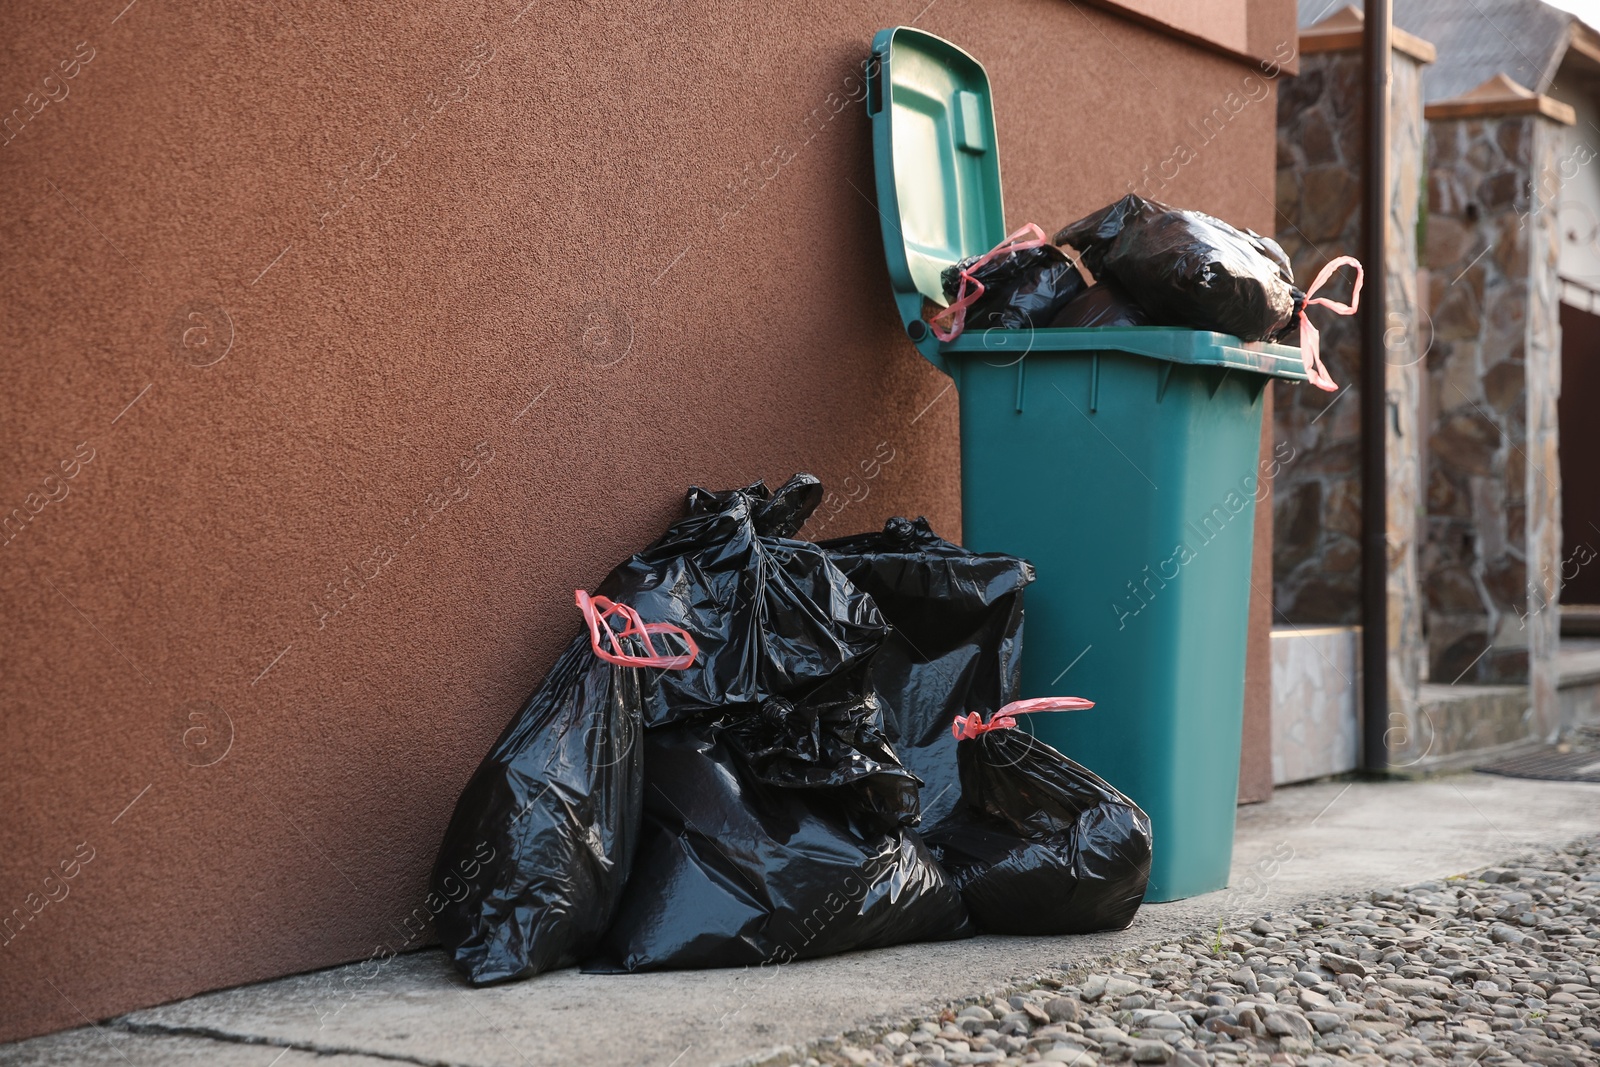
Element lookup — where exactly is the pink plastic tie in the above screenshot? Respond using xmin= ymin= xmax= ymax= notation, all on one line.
xmin=574 ymin=589 xmax=699 ymax=670
xmin=1297 ymin=255 xmax=1363 ymax=393
xmin=928 ymin=224 xmax=1051 ymax=342
xmin=951 ymin=696 xmax=1096 ymax=740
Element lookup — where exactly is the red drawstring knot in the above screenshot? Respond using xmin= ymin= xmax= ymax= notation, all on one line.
xmin=1297 ymin=255 xmax=1363 ymax=393
xmin=574 ymin=590 xmax=699 ymax=670
xmin=951 ymin=696 xmax=1095 ymax=740
xmin=928 ymin=224 xmax=1051 ymax=342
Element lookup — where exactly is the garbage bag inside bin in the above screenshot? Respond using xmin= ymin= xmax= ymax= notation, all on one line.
xmin=1047 ymin=280 xmax=1151 ymax=328
xmin=925 ymin=698 xmax=1153 ymax=936
xmin=929 ymin=224 xmax=1086 ymax=340
xmin=1052 ymin=194 xmax=1298 ymax=342
xmin=821 ymin=517 xmax=1033 ymax=829
xmin=594 ymin=474 xmax=888 ymax=727
xmin=938 ymin=244 xmax=1085 ymax=332
xmin=431 ymin=594 xmax=698 ymax=985
xmin=593 ymin=707 xmax=973 ymax=972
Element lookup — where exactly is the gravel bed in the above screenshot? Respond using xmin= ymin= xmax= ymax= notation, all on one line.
xmin=802 ymin=836 xmax=1600 ymax=1067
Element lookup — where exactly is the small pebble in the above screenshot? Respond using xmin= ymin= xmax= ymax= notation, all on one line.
xmin=1130 ymin=1039 xmax=1172 ymax=1063
xmin=1045 ymin=997 xmax=1082 ymax=1024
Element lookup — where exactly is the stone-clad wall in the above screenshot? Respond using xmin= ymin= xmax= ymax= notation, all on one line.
xmin=1274 ymin=44 xmax=1429 ymax=734
xmin=1274 ymin=49 xmax=1364 ymax=624
xmin=1528 ymin=131 xmax=1563 ymax=734
xmin=1385 ymin=52 xmax=1429 ymax=743
xmin=1424 ymin=113 xmax=1564 ymax=734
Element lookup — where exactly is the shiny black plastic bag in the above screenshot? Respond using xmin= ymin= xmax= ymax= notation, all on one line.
xmin=594 ymin=475 xmax=888 ymax=727
xmin=926 ymin=705 xmax=1152 ymax=935
xmin=820 ymin=517 xmax=1033 ymax=829
xmin=723 ymin=674 xmax=923 ymax=829
xmin=594 ymin=710 xmax=972 ymax=972
xmin=1048 ymin=280 xmax=1151 ymax=328
xmin=589 ymin=481 xmax=973 ymax=971
xmin=939 ymin=242 xmax=1086 ymax=332
xmin=1053 ymin=194 xmax=1298 ymax=341
xmin=431 ymin=631 xmax=651 ymax=985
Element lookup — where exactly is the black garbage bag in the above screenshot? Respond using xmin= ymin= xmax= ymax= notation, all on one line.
xmin=929 ymin=225 xmax=1086 ymax=340
xmin=594 ymin=474 xmax=889 ymax=727
xmin=1052 ymin=194 xmax=1298 ymax=342
xmin=431 ymin=593 xmax=697 ymax=985
xmin=925 ymin=699 xmax=1153 ymax=935
xmin=722 ymin=674 xmax=923 ymax=829
xmin=940 ymin=246 xmax=1086 ymax=332
xmin=588 ymin=479 xmax=973 ymax=971
xmin=820 ymin=517 xmax=1033 ymax=829
xmin=594 ymin=707 xmax=973 ymax=972
xmin=1047 ymin=280 xmax=1151 ymax=328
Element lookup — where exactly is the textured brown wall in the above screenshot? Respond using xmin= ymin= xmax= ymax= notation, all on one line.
xmin=0 ymin=0 xmax=1286 ymax=1042
xmin=1091 ymin=0 xmax=1249 ymax=56
xmin=1239 ymin=397 xmax=1276 ymax=805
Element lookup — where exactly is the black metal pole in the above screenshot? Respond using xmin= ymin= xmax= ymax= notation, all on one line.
xmin=1361 ymin=1 xmax=1391 ymax=773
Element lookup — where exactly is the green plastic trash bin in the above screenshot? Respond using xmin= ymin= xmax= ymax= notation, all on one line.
xmin=866 ymin=27 xmax=1311 ymax=902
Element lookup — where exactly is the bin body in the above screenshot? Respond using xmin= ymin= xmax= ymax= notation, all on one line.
xmin=951 ymin=345 xmax=1269 ymax=901
xmin=867 ymin=26 xmax=1310 ymax=903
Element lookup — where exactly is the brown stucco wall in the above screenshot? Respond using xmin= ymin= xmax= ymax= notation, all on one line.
xmin=1238 ymin=395 xmax=1276 ymax=805
xmin=0 ymin=0 xmax=1287 ymax=1042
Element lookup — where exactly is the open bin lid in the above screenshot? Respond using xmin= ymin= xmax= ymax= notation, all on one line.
xmin=868 ymin=27 xmax=1003 ymax=368
xmin=866 ymin=27 xmax=1310 ymax=384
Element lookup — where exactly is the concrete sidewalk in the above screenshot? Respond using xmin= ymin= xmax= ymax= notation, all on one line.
xmin=5 ymin=774 xmax=1598 ymax=1067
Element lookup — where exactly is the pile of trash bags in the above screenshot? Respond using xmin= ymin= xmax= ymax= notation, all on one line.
xmin=927 ymin=194 xmax=1361 ymax=392
xmin=432 ymin=476 xmax=1153 ymax=985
